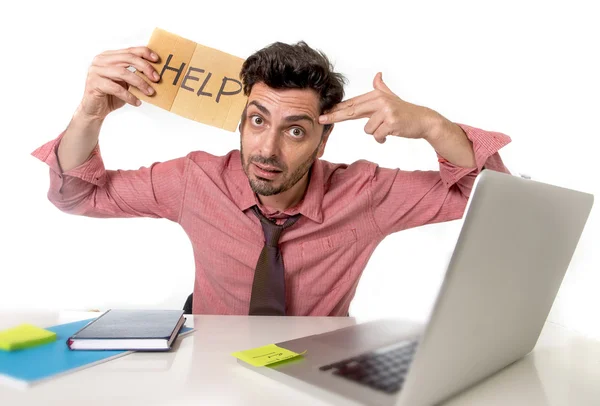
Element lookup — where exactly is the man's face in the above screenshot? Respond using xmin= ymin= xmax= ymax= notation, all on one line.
xmin=240 ymin=82 xmax=330 ymax=196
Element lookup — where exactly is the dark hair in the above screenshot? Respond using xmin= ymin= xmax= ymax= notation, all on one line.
xmin=240 ymin=41 xmax=346 ymax=134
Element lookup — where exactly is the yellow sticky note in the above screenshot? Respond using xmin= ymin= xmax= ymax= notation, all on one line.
xmin=0 ymin=324 xmax=57 ymax=351
xmin=232 ymin=344 xmax=306 ymax=367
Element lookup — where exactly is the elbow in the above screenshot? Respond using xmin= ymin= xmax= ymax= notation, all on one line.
xmin=46 ymin=188 xmax=95 ymax=216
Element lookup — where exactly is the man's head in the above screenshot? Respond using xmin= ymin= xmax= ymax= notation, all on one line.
xmin=238 ymin=41 xmax=345 ymax=197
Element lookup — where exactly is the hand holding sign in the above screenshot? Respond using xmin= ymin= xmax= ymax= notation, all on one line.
xmin=318 ymin=73 xmax=441 ymax=144
xmin=79 ymin=47 xmax=161 ymax=120
xmin=77 ymin=28 xmax=247 ymax=132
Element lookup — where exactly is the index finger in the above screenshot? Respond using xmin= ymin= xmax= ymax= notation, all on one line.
xmin=319 ymin=101 xmax=376 ymax=125
xmin=328 ymin=91 xmax=378 ymax=114
xmin=96 ymin=53 xmax=161 ymax=82
xmin=105 ymin=46 xmax=160 ymax=63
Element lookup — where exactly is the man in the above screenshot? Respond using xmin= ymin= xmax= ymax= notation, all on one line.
xmin=32 ymin=41 xmax=511 ymax=316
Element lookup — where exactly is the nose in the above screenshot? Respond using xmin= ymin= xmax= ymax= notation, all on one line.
xmin=259 ymin=126 xmax=280 ymax=158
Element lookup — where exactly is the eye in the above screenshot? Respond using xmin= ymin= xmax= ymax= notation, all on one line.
xmin=288 ymin=127 xmax=305 ymax=138
xmin=251 ymin=115 xmax=264 ymax=126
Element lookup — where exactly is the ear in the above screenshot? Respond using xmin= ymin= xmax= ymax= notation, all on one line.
xmin=317 ymin=124 xmax=334 ymax=159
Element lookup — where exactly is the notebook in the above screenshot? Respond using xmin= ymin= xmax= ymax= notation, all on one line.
xmin=0 ymin=317 xmax=193 ymax=389
xmin=67 ymin=309 xmax=185 ymax=351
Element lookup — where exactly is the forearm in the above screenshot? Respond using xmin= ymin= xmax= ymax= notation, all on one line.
xmin=424 ymin=113 xmax=477 ymax=169
xmin=58 ymin=107 xmax=104 ymax=172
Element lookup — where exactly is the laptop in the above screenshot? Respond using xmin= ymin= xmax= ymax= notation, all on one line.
xmin=238 ymin=169 xmax=594 ymax=406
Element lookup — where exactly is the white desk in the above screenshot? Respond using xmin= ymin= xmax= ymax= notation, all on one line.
xmin=1 ymin=312 xmax=599 ymax=406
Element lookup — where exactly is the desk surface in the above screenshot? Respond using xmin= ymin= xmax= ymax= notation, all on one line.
xmin=0 ymin=312 xmax=599 ymax=406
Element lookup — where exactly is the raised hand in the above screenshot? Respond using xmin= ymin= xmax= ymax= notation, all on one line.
xmin=318 ymin=72 xmax=440 ymax=144
xmin=78 ymin=47 xmax=161 ymax=120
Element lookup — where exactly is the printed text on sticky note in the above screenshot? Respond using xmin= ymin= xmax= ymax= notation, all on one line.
xmin=130 ymin=28 xmax=248 ymax=132
xmin=232 ymin=344 xmax=306 ymax=367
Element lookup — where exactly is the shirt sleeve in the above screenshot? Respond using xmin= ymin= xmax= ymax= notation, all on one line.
xmin=31 ymin=133 xmax=188 ymax=222
xmin=370 ymin=123 xmax=512 ymax=236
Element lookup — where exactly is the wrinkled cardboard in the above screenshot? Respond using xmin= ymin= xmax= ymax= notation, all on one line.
xmin=130 ymin=28 xmax=247 ymax=132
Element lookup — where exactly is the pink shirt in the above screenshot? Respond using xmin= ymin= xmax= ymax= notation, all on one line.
xmin=32 ymin=124 xmax=511 ymax=316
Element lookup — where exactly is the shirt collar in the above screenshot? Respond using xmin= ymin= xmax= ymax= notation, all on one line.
xmin=227 ymin=150 xmax=324 ymax=224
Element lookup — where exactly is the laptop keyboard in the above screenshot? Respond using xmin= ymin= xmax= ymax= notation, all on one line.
xmin=319 ymin=339 xmax=418 ymax=394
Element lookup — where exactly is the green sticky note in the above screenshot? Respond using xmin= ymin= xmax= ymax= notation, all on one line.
xmin=0 ymin=324 xmax=57 ymax=351
xmin=232 ymin=344 xmax=306 ymax=367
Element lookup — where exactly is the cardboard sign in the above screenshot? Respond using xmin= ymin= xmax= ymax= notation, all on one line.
xmin=130 ymin=28 xmax=247 ymax=132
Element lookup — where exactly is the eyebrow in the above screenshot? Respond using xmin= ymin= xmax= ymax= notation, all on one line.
xmin=248 ymin=100 xmax=315 ymax=128
xmin=284 ymin=114 xmax=315 ymax=128
xmin=248 ymin=101 xmax=270 ymax=117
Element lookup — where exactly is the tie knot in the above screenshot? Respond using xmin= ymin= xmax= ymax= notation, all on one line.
xmin=261 ymin=221 xmax=284 ymax=247
xmin=252 ymin=206 xmax=301 ymax=247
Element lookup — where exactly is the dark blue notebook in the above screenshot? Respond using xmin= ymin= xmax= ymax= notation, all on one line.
xmin=0 ymin=317 xmax=193 ymax=388
xmin=67 ymin=309 xmax=186 ymax=351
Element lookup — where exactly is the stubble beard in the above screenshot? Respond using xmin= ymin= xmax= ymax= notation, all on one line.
xmin=240 ymin=143 xmax=320 ymax=197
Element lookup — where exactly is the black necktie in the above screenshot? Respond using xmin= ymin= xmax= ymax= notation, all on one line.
xmin=249 ymin=206 xmax=301 ymax=315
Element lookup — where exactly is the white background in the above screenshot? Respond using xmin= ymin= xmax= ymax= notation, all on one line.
xmin=1 ymin=1 xmax=598 ymax=339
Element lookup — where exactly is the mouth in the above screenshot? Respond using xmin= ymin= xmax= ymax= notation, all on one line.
xmin=252 ymin=163 xmax=283 ymax=180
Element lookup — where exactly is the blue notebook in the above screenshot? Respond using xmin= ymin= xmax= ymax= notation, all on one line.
xmin=0 ymin=318 xmax=193 ymax=389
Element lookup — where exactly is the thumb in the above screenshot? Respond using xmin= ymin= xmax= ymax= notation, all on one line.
xmin=373 ymin=72 xmax=393 ymax=94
